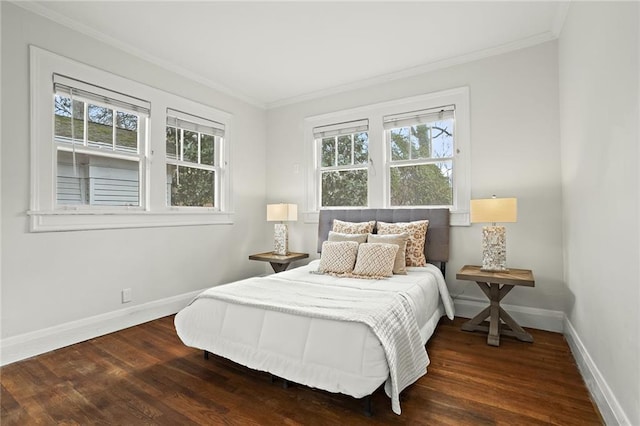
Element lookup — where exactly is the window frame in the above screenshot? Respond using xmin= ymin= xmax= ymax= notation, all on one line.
xmin=315 ymin=120 xmax=370 ymax=208
xmin=53 ymin=86 xmax=148 ymax=209
xmin=165 ymin=109 xmax=225 ymax=209
xmin=304 ymin=87 xmax=470 ymax=226
xmin=385 ymin=107 xmax=456 ymax=208
xmin=29 ymin=46 xmax=233 ymax=232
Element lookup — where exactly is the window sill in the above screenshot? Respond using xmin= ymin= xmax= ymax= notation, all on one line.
xmin=27 ymin=209 xmax=234 ymax=232
xmin=302 ymin=210 xmax=469 ymax=226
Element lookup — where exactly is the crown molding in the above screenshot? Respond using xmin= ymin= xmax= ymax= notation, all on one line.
xmin=11 ymin=0 xmax=266 ymax=109
xmin=552 ymin=1 xmax=571 ymax=38
xmin=13 ymin=1 xmax=562 ymax=111
xmin=267 ymin=31 xmax=557 ymax=109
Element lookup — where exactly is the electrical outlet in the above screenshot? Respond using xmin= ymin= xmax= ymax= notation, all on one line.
xmin=122 ymin=288 xmax=132 ymax=303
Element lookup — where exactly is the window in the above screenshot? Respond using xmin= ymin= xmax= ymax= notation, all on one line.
xmin=305 ymin=87 xmax=470 ymax=225
xmin=314 ymin=120 xmax=369 ymax=207
xmin=166 ymin=109 xmax=225 ymax=208
xmin=53 ymin=74 xmax=149 ymax=207
xmin=385 ymin=107 xmax=455 ymax=207
xmin=29 ymin=46 xmax=233 ymax=232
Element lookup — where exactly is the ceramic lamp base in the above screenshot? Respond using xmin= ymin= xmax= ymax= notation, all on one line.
xmin=273 ymin=223 xmax=289 ymax=255
xmin=481 ymin=225 xmax=508 ymax=272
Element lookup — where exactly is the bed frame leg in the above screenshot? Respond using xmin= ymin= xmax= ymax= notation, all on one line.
xmin=282 ymin=379 xmax=289 ymax=389
xmin=203 ymin=350 xmax=209 ymax=360
xmin=363 ymin=395 xmax=373 ymax=417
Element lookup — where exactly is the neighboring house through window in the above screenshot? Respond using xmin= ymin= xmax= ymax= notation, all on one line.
xmin=29 ymin=46 xmax=233 ymax=232
xmin=53 ymin=74 xmax=148 ymax=208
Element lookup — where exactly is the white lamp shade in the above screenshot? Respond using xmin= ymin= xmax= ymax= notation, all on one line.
xmin=470 ymin=198 xmax=517 ymax=223
xmin=267 ymin=203 xmax=298 ymax=222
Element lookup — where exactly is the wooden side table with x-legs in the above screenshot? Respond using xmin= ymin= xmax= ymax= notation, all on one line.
xmin=249 ymin=251 xmax=309 ymax=273
xmin=456 ymin=265 xmax=535 ymax=347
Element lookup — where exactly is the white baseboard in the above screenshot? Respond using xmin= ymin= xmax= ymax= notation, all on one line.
xmin=453 ymin=295 xmax=565 ymax=332
xmin=0 ymin=289 xmax=203 ymax=366
xmin=564 ymin=317 xmax=631 ymax=426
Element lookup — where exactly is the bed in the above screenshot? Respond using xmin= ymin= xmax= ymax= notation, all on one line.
xmin=175 ymin=208 xmax=454 ymax=415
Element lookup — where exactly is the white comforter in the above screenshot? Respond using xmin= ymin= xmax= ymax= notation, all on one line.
xmin=175 ymin=260 xmax=454 ymax=415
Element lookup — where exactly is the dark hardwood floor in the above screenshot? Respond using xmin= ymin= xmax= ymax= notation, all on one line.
xmin=1 ymin=316 xmax=602 ymax=425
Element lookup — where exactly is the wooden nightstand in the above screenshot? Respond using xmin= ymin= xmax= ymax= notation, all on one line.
xmin=456 ymin=265 xmax=535 ymax=347
xmin=249 ymin=251 xmax=309 ymax=273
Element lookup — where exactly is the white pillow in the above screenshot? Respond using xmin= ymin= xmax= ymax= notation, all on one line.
xmin=328 ymin=231 xmax=368 ymax=244
xmin=317 ymin=241 xmax=359 ymax=274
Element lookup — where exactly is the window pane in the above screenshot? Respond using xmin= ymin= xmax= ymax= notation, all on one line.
xmin=166 ymin=127 xmax=178 ymax=160
xmin=183 ymin=130 xmax=199 ymax=163
xmin=56 ymin=150 xmax=139 ymax=206
xmin=54 ymin=95 xmax=84 ymax=143
xmin=87 ymin=104 xmax=113 ymax=148
xmin=321 ymin=137 xmax=335 ymax=167
xmin=167 ymin=164 xmax=215 ymax=207
xmin=410 ymin=124 xmax=431 ymax=160
xmin=353 ymin=132 xmax=368 ymax=164
xmin=431 ymin=119 xmax=454 ymax=158
xmin=337 ymin=135 xmax=352 ymax=166
xmin=390 ymin=127 xmax=410 ymax=161
xmin=389 ymin=161 xmax=452 ymax=206
xmin=321 ymin=169 xmax=367 ymax=207
xmin=200 ymin=134 xmax=215 ymax=166
xmin=115 ymin=111 xmax=138 ymax=152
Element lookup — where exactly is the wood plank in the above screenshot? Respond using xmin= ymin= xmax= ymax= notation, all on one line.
xmin=0 ymin=316 xmax=603 ymax=425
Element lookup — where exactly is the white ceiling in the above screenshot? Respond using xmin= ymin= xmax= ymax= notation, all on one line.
xmin=23 ymin=1 xmax=568 ymax=108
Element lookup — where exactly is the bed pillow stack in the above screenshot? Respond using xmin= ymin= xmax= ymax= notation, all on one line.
xmin=317 ymin=219 xmax=427 ymax=279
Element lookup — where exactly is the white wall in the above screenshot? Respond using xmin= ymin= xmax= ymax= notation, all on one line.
xmin=1 ymin=3 xmax=270 ymax=346
xmin=267 ymin=41 xmax=565 ymax=318
xmin=559 ymin=3 xmax=639 ymax=425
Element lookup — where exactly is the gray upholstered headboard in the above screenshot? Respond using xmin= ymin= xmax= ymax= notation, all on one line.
xmin=317 ymin=208 xmax=450 ymax=265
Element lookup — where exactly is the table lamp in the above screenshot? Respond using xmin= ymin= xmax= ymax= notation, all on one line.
xmin=266 ymin=203 xmax=298 ymax=255
xmin=470 ymin=196 xmax=517 ymax=271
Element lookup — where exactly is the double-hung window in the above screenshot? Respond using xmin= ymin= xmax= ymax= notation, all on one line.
xmin=29 ymin=46 xmax=234 ymax=232
xmin=166 ymin=109 xmax=225 ymax=208
xmin=314 ymin=120 xmax=369 ymax=207
xmin=53 ymin=74 xmax=149 ymax=208
xmin=305 ymin=87 xmax=470 ymax=225
xmin=385 ymin=107 xmax=455 ymax=207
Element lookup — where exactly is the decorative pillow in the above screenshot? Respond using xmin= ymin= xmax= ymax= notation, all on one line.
xmin=367 ymin=233 xmax=409 ymax=274
xmin=317 ymin=241 xmax=359 ymax=274
xmin=376 ymin=220 xmax=429 ymax=267
xmin=352 ymin=243 xmax=399 ymax=278
xmin=328 ymin=231 xmax=368 ymax=244
xmin=332 ymin=219 xmax=375 ymax=235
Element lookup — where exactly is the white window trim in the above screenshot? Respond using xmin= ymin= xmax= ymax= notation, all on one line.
xmin=304 ymin=87 xmax=470 ymax=226
xmin=29 ymin=46 xmax=233 ymax=232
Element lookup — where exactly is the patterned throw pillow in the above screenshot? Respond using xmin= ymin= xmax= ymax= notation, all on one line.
xmin=376 ymin=220 xmax=429 ymax=267
xmin=352 ymin=243 xmax=399 ymax=278
xmin=328 ymin=231 xmax=368 ymax=244
xmin=332 ymin=219 xmax=376 ymax=234
xmin=367 ymin=233 xmax=409 ymax=274
xmin=317 ymin=241 xmax=359 ymax=274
